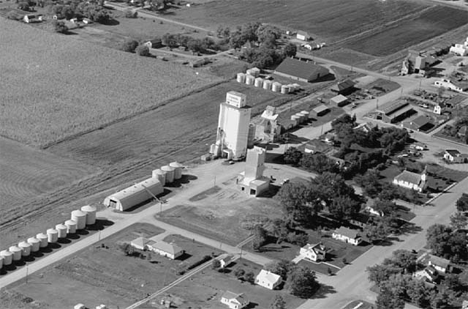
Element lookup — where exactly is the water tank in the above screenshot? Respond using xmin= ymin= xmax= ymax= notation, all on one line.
xmin=71 ymin=210 xmax=87 ymax=230
xmin=9 ymin=246 xmax=22 ymax=261
xmin=254 ymin=77 xmax=263 ymax=88
xmin=36 ymin=233 xmax=48 ymax=248
xmin=47 ymin=228 xmax=58 ymax=243
xmin=0 ymin=256 xmax=3 ymax=270
xmin=263 ymin=80 xmax=272 ymax=90
xmin=0 ymin=250 xmax=13 ymax=266
xmin=169 ymin=162 xmax=183 ymax=180
xmin=18 ymin=241 xmax=31 ymax=257
xmin=236 ymin=73 xmax=246 ymax=83
xmin=152 ymin=169 xmax=166 ymax=186
xmin=296 ymin=113 xmax=305 ymax=124
xmin=81 ymin=205 xmax=97 ymax=225
xmin=65 ymin=220 xmax=77 ymax=234
xmin=245 ymin=74 xmax=255 ymax=85
xmin=55 ymin=224 xmax=68 ymax=239
xmin=291 ymin=115 xmax=300 ymax=126
xmin=272 ymin=82 xmax=282 ymax=92
xmin=27 ymin=237 xmax=40 ymax=252
xmin=281 ymin=85 xmax=289 ymax=94
xmin=300 ymin=110 xmax=310 ymax=121
xmin=161 ymin=165 xmax=175 ymax=184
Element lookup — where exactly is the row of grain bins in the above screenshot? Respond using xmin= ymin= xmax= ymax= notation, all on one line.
xmin=237 ymin=72 xmax=301 ymax=94
xmin=0 ymin=206 xmax=97 ymax=270
xmin=289 ymin=110 xmax=310 ymax=128
xmin=103 ymin=162 xmax=183 ymax=212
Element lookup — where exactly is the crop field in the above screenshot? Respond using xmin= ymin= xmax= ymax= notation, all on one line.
xmin=48 ymin=80 xmax=289 ymax=168
xmin=6 ymin=224 xmax=224 ymax=308
xmin=165 ymin=0 xmax=429 ymax=42
xmin=0 ymin=137 xmax=99 ymax=214
xmin=345 ymin=6 xmax=468 ymax=56
xmin=0 ymin=18 xmax=221 ymax=148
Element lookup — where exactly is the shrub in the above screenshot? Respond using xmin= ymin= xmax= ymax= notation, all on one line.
xmin=124 ymin=8 xmax=137 ymax=18
xmin=7 ymin=11 xmax=21 ymax=20
xmin=186 ymin=255 xmax=212 ymax=271
xmin=121 ymin=39 xmax=138 ymax=53
xmin=135 ymin=44 xmax=151 ymax=57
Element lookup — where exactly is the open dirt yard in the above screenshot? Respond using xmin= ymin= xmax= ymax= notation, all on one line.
xmin=151 ymin=259 xmax=306 ymax=309
xmin=4 ymin=224 xmax=224 ymax=309
xmin=0 ymin=17 xmax=221 ymax=148
xmin=0 ymin=137 xmax=99 ymax=213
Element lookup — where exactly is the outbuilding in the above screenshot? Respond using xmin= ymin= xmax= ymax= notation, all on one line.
xmin=103 ymin=177 xmax=163 ymax=211
xmin=255 ymin=269 xmax=282 ymax=290
xmin=332 ymin=227 xmax=362 ymax=245
xmin=147 ymin=240 xmax=184 ymax=260
xmin=274 ymin=58 xmax=329 ymax=83
xmin=310 ymin=104 xmax=330 ymax=117
xmin=296 ymin=31 xmax=311 ymax=41
xmin=329 ymin=94 xmax=349 ymax=107
xmin=331 ymin=79 xmax=356 ymax=95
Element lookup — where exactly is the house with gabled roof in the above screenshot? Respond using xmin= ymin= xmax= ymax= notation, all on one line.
xmin=458 ymin=126 xmax=467 ymax=138
xmin=331 ymin=79 xmax=356 ymax=95
xmin=332 ymin=227 xmax=362 ymax=245
xmin=255 ymin=269 xmax=282 ymax=290
xmin=419 ymin=253 xmax=451 ymax=273
xmin=130 ymin=236 xmax=150 ymax=250
xmin=444 ymin=149 xmax=468 ymax=163
xmin=221 ymin=291 xmax=249 ymax=309
xmin=393 ymin=166 xmax=428 ymax=192
xmin=296 ymin=31 xmax=311 ymax=41
xmin=300 ymin=243 xmax=327 ymax=262
xmin=413 ymin=265 xmax=439 ymax=283
xmin=147 ymin=240 xmax=184 ymax=260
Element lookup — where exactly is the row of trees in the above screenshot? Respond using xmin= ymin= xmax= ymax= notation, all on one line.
xmin=49 ymin=0 xmax=110 ymax=23
xmin=161 ymin=33 xmax=216 ymax=54
xmin=121 ymin=39 xmax=151 ymax=56
xmin=426 ymin=224 xmax=467 ymax=263
xmin=367 ymin=249 xmax=466 ymax=309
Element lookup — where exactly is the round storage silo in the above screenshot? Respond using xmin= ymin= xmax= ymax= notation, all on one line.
xmin=245 ymin=74 xmax=255 ymax=86
xmin=254 ymin=77 xmax=263 ymax=88
xmin=9 ymin=246 xmax=22 ymax=261
xmin=27 ymin=237 xmax=40 ymax=252
xmin=152 ymin=169 xmax=166 ymax=186
xmin=55 ymin=224 xmax=68 ymax=239
xmin=0 ymin=256 xmax=3 ymax=270
xmin=236 ymin=73 xmax=246 ymax=83
xmin=300 ymin=110 xmax=310 ymax=122
xmin=161 ymin=165 xmax=175 ymax=184
xmin=18 ymin=241 xmax=31 ymax=257
xmin=81 ymin=205 xmax=97 ymax=225
xmin=65 ymin=220 xmax=77 ymax=234
xmin=291 ymin=115 xmax=300 ymax=126
xmin=36 ymin=233 xmax=48 ymax=248
xmin=296 ymin=113 xmax=305 ymax=124
xmin=281 ymin=85 xmax=289 ymax=94
xmin=1 ymin=250 xmax=13 ymax=266
xmin=272 ymin=82 xmax=282 ymax=92
xmin=71 ymin=210 xmax=87 ymax=230
xmin=47 ymin=228 xmax=58 ymax=243
xmin=169 ymin=162 xmax=183 ymax=180
xmin=263 ymin=80 xmax=272 ymax=90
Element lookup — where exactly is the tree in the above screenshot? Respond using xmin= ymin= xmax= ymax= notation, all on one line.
xmin=372 ymin=199 xmax=397 ymax=216
xmin=52 ymin=20 xmax=68 ymax=34
xmin=121 ymin=39 xmax=138 ymax=53
xmin=446 ymin=231 xmax=468 ymax=262
xmin=252 ymin=225 xmax=268 ymax=251
xmin=234 ymin=268 xmax=245 ymax=281
xmin=367 ymin=264 xmax=401 ymax=287
xmin=270 ymin=295 xmax=286 ymax=309
xmin=456 ymin=194 xmax=468 ymax=212
xmin=271 ymin=218 xmax=289 ymax=244
xmin=265 ymin=259 xmax=296 ymax=281
xmin=426 ymin=224 xmax=452 ymax=257
xmin=328 ymin=195 xmax=362 ymax=220
xmin=283 ymin=147 xmax=303 ymax=165
xmin=375 ymin=283 xmax=405 ymax=309
xmin=406 ymin=278 xmax=430 ymax=308
xmin=212 ymin=259 xmax=221 ymax=269
xmin=354 ymin=169 xmax=381 ymax=198
xmin=187 ymin=38 xmax=203 ymax=54
xmin=245 ymin=272 xmax=255 ymax=284
xmin=388 ymin=250 xmax=417 ymax=273
xmin=288 ymin=266 xmax=320 ymax=298
xmin=449 ymin=211 xmax=468 ymax=230
xmin=365 ymin=222 xmax=388 ymax=244
xmin=162 ymin=33 xmax=178 ymax=50
xmin=135 ymin=44 xmax=151 ymax=57
xmin=282 ymin=43 xmax=297 ymax=58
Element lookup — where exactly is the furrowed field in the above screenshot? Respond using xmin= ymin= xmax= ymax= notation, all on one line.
xmin=165 ymin=0 xmax=429 ymax=42
xmin=0 ymin=18 xmax=221 ymax=148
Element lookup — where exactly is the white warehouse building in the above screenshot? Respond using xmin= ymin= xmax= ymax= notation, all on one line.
xmin=211 ymin=91 xmax=252 ymax=160
xmin=103 ymin=178 xmax=163 ymax=211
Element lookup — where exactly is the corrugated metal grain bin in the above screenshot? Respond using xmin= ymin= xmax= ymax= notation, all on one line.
xmin=9 ymin=246 xmax=22 ymax=261
xmin=272 ymin=82 xmax=282 ymax=92
xmin=18 ymin=241 xmax=31 ymax=257
xmin=254 ymin=77 xmax=263 ymax=88
xmin=263 ymin=80 xmax=272 ymax=90
xmin=27 ymin=237 xmax=40 ymax=252
xmin=36 ymin=233 xmax=48 ymax=248
xmin=55 ymin=224 xmax=68 ymax=239
xmin=161 ymin=165 xmax=175 ymax=183
xmin=152 ymin=169 xmax=166 ymax=186
xmin=236 ymin=73 xmax=246 ymax=83
xmin=47 ymin=228 xmax=58 ymax=243
xmin=81 ymin=205 xmax=97 ymax=225
xmin=71 ymin=210 xmax=87 ymax=230
xmin=245 ymin=74 xmax=255 ymax=85
xmin=169 ymin=162 xmax=183 ymax=180
xmin=0 ymin=250 xmax=13 ymax=265
xmin=65 ymin=220 xmax=77 ymax=234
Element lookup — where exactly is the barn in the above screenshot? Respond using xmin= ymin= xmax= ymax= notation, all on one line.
xmin=103 ymin=178 xmax=163 ymax=211
xmin=274 ymin=58 xmax=329 ymax=83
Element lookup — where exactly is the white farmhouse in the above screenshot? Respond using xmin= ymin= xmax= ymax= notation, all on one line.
xmin=220 ymin=291 xmax=249 ymax=309
xmin=300 ymin=243 xmax=327 ymax=262
xmin=332 ymin=227 xmax=361 ymax=246
xmin=147 ymin=240 xmax=184 ymax=260
xmin=255 ymin=269 xmax=282 ymax=290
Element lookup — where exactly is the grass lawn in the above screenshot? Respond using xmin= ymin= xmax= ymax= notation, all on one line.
xmin=342 ymin=300 xmax=375 ymax=309
xmin=7 ymin=224 xmax=225 ymax=309
xmin=152 ymin=259 xmax=306 ymax=309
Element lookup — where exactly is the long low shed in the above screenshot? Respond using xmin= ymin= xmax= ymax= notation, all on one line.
xmin=103 ymin=178 xmax=163 ymax=211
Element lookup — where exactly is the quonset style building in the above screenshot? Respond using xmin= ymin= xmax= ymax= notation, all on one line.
xmin=210 ymin=91 xmax=252 ymax=160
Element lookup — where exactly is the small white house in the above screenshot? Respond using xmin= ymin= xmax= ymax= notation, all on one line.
xmin=221 ymin=291 xmax=249 ymax=309
xmin=255 ymin=269 xmax=282 ymax=290
xmin=23 ymin=14 xmax=43 ymax=23
xmin=296 ymin=31 xmax=310 ymax=41
xmin=444 ymin=149 xmax=467 ymax=163
xmin=425 ymin=254 xmax=451 ymax=273
xmin=147 ymin=240 xmax=184 ymax=260
xmin=332 ymin=227 xmax=361 ymax=245
xmin=300 ymin=243 xmax=327 ymax=262
xmin=450 ymin=44 xmax=467 ymax=57
xmin=219 ymin=255 xmax=233 ymax=268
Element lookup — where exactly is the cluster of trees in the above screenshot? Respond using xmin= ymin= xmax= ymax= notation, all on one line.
xmin=440 ymin=107 xmax=468 ymax=144
xmin=456 ymin=193 xmax=468 ymax=212
xmin=265 ymin=260 xmax=320 ymax=298
xmin=284 ymin=147 xmax=341 ymax=174
xmin=216 ymin=22 xmax=297 ymax=69
xmin=161 ymin=33 xmax=216 ymax=54
xmin=126 ymin=0 xmax=168 ymax=11
xmin=331 ymin=114 xmax=410 ymax=176
xmin=367 ymin=249 xmax=466 ymax=309
xmin=275 ymin=172 xmax=364 ymax=226
xmin=250 ymin=219 xmax=309 ymax=252
xmin=426 ymin=224 xmax=467 ymax=263
xmin=48 ymin=0 xmax=110 ymax=23
xmin=233 ymin=268 xmax=255 ymax=284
